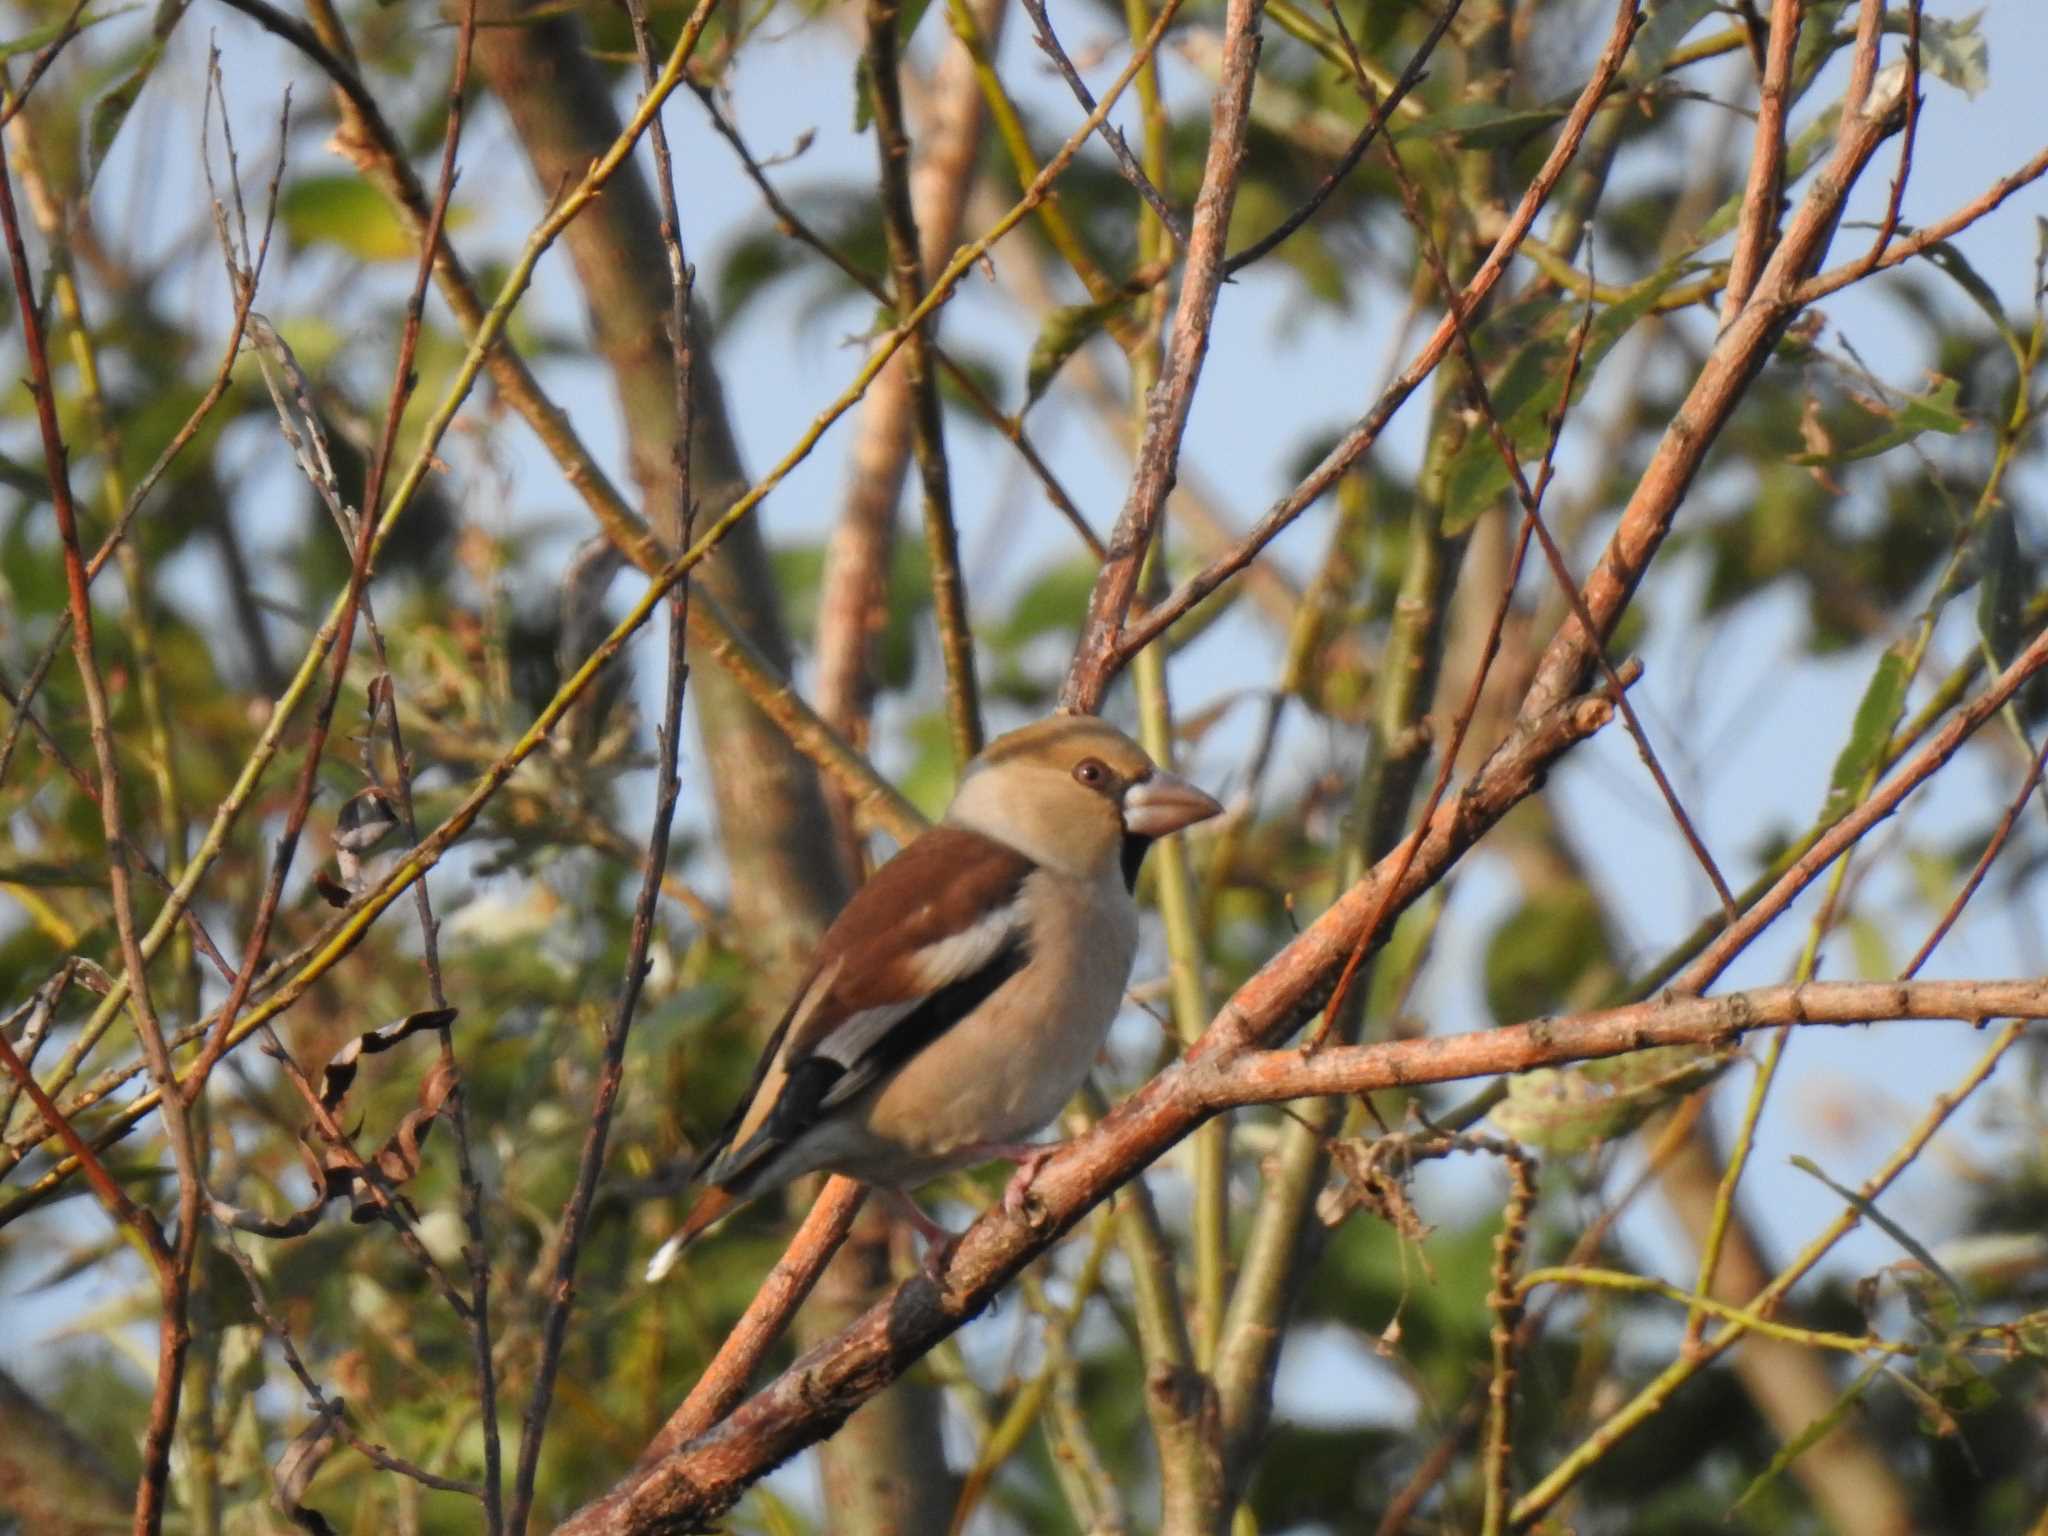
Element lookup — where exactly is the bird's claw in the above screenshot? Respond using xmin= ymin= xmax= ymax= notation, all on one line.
xmin=921 ymin=1229 xmax=963 ymax=1283
xmin=1001 ymin=1146 xmax=1058 ymax=1226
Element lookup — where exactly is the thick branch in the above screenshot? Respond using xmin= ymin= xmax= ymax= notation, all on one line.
xmin=1203 ymin=981 xmax=2048 ymax=1106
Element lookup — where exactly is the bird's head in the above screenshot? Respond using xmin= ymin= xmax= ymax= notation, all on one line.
xmin=944 ymin=716 xmax=1222 ymax=888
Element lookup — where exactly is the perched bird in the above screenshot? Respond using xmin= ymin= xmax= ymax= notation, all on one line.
xmin=646 ymin=716 xmax=1221 ymax=1281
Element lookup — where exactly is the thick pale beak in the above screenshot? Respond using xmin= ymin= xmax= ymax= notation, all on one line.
xmin=1122 ymin=770 xmax=1224 ymax=838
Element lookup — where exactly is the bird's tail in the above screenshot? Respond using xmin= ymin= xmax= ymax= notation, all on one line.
xmin=644 ymin=1185 xmax=742 ymax=1282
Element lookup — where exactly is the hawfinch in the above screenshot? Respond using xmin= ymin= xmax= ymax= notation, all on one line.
xmin=647 ymin=716 xmax=1221 ymax=1279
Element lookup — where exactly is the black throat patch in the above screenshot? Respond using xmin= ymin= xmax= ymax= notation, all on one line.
xmin=1120 ymin=833 xmax=1153 ymax=892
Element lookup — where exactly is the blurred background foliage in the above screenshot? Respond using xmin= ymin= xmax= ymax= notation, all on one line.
xmin=1 ymin=0 xmax=2046 ymax=1531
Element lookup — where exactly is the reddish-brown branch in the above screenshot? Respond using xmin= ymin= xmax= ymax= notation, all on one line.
xmin=1212 ymin=980 xmax=2048 ymax=1106
xmin=643 ymin=1181 xmax=867 ymax=1461
xmin=0 ymin=1029 xmax=167 ymax=1267
xmin=1845 ymin=0 xmax=1920 ymax=283
xmin=1677 ymin=618 xmax=2048 ymax=993
xmin=1719 ymin=0 xmax=1800 ymax=321
xmin=1795 ymin=142 xmax=2048 ymax=305
xmin=1059 ymin=0 xmax=1267 ymax=714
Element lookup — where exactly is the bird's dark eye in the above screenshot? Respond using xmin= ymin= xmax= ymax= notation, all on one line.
xmin=1073 ymin=757 xmax=1111 ymax=790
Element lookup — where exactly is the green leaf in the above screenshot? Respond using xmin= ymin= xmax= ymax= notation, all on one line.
xmin=1730 ymin=1355 xmax=1889 ymax=1517
xmin=1441 ymin=261 xmax=1690 ymax=534
xmin=852 ymin=55 xmax=875 ymax=134
xmin=1024 ymin=295 xmax=1134 ymax=410
xmin=1820 ymin=642 xmax=1910 ymax=823
xmin=1789 ymin=376 xmax=1967 ymax=466
xmin=1393 ymin=101 xmax=1569 ymax=150
xmin=1919 ymin=240 xmax=2025 ymax=370
xmin=83 ymin=0 xmax=190 ymax=192
xmin=1975 ymin=505 xmax=2024 ymax=669
xmin=895 ymin=0 xmax=937 ymax=49
xmin=1911 ymin=8 xmax=1989 ymax=100
xmin=0 ymin=2 xmax=137 ymax=60
xmin=714 ymin=227 xmax=808 ymax=324
xmin=1845 ymin=912 xmax=1893 ymax=979
xmin=1627 ymin=0 xmax=1719 ymax=82
xmin=1366 ymin=890 xmax=1445 ymax=1021
xmin=0 ymin=446 xmax=51 ymax=496
xmin=280 ymin=174 xmax=437 ymax=262
xmin=997 ymin=556 xmax=1098 ymax=647
xmin=1790 ymin=1154 xmax=1966 ymax=1303
xmin=1481 ymin=883 xmax=1613 ymax=1022
xmin=1491 ymin=1046 xmax=1729 ymax=1154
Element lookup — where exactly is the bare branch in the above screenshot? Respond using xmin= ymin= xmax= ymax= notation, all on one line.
xmin=1060 ymin=0 xmax=1267 ymax=712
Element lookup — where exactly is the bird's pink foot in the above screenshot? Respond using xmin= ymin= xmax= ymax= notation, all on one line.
xmin=880 ymin=1187 xmax=960 ymax=1278
xmin=956 ymin=1140 xmax=1062 ymax=1222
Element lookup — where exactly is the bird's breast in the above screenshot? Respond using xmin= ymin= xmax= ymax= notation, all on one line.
xmin=857 ymin=868 xmax=1139 ymax=1171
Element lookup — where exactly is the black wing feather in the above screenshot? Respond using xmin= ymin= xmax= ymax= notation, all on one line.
xmin=713 ymin=930 xmax=1032 ymax=1192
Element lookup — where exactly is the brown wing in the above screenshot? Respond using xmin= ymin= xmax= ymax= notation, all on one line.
xmin=692 ymin=827 xmax=1036 ymax=1193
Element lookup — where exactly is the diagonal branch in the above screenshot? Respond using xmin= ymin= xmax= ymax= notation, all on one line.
xmin=1059 ymin=0 xmax=1267 ymax=713
xmin=1519 ymin=5 xmax=1911 ymax=720
xmin=1018 ymin=0 xmax=1188 ymax=246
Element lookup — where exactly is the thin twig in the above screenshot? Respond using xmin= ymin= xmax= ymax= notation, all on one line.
xmin=506 ymin=2 xmax=698 ymax=1527
xmin=1112 ymin=0 xmax=1645 ymax=667
xmin=1222 ymin=0 xmax=1460 ymax=276
xmin=1017 ymin=0 xmax=1188 ymax=245
xmin=0 ymin=0 xmax=93 ymax=131
xmin=1900 ymin=725 xmax=2048 ymax=979
xmin=1843 ymin=0 xmax=1920 ymax=283
xmin=0 ymin=95 xmax=206 ymax=1536
xmin=1797 ymin=146 xmax=2048 ymax=304
xmin=687 ymin=85 xmax=1102 ymax=559
xmin=866 ymin=0 xmax=983 ymax=763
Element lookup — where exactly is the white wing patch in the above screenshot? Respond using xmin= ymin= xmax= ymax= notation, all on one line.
xmin=814 ymin=1001 xmax=920 ymax=1075
xmin=809 ymin=897 xmax=1028 ymax=1100
xmin=905 ymin=899 xmax=1028 ymax=993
